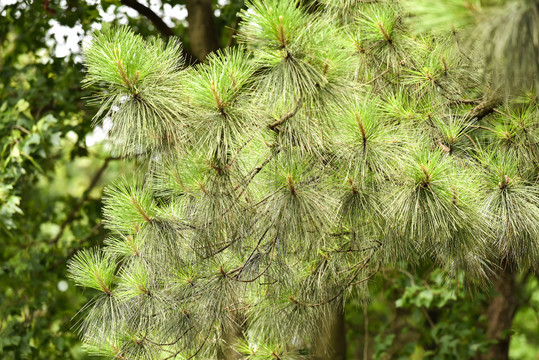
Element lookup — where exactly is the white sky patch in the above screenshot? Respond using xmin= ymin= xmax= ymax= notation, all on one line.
xmin=0 ymin=0 xmax=19 ymax=6
xmin=66 ymin=130 xmax=79 ymax=143
xmin=46 ymin=20 xmax=85 ymax=58
xmin=0 ymin=0 xmax=26 ymax=17
xmin=41 ymin=0 xmax=188 ymax=60
xmin=85 ymin=117 xmax=113 ymax=147
xmin=103 ymin=117 xmax=113 ymax=132
xmin=163 ymin=3 xmax=188 ymax=27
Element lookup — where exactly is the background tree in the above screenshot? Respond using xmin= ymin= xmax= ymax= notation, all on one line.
xmin=69 ymin=0 xmax=539 ymax=359
xmin=0 ymin=0 xmax=242 ymax=358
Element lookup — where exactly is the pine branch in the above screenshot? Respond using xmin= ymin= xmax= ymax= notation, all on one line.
xmin=72 ymin=2 xmax=539 ymax=356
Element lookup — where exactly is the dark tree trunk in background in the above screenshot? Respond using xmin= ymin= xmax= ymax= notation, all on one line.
xmin=185 ymin=0 xmax=221 ymax=61
xmin=313 ymin=303 xmax=347 ymax=360
xmin=483 ymin=267 xmax=517 ymax=360
xmin=217 ymin=312 xmax=245 ymax=360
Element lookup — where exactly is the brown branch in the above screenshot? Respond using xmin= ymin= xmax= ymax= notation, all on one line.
xmin=120 ymin=0 xmax=175 ymax=37
xmin=236 ymin=149 xmax=280 ymax=199
xmin=464 ymin=97 xmax=502 ymax=122
xmin=49 ymin=158 xmax=112 ymax=246
xmin=185 ymin=0 xmax=220 ymax=61
xmin=449 ymin=98 xmax=482 ymax=105
xmin=268 ymin=100 xmax=302 ymax=132
xmin=361 ymin=69 xmax=389 ymax=86
xmin=119 ymin=0 xmax=198 ymax=64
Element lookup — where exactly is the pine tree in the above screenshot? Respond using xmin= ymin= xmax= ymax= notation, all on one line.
xmin=68 ymin=1 xmax=539 ymax=359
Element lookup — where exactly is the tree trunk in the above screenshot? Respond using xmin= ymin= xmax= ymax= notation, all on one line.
xmin=217 ymin=312 xmax=245 ymax=360
xmin=313 ymin=304 xmax=347 ymax=360
xmin=483 ymin=267 xmax=517 ymax=360
xmin=185 ymin=0 xmax=220 ymax=61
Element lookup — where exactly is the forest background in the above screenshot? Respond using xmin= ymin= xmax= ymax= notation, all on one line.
xmin=1 ymin=0 xmax=539 ymax=359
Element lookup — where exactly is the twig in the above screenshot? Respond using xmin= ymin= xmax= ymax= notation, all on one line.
xmin=493 ymin=108 xmax=512 ymax=118
xmin=184 ymin=320 xmax=215 ymax=360
xmin=452 ymin=29 xmax=472 ymax=62
xmin=236 ymin=149 xmax=280 ymax=200
xmin=464 ymin=97 xmax=502 ymax=122
xmin=226 ymin=15 xmax=242 ymax=48
xmin=421 ymin=307 xmax=436 ymax=329
xmin=232 ymin=236 xmax=277 ymax=283
xmin=268 ymin=100 xmax=302 ymax=132
xmin=463 ymin=133 xmax=479 ymax=151
xmin=12 ymin=125 xmax=31 ymax=135
xmin=235 ymin=222 xmax=274 ymax=276
xmin=361 ymin=69 xmax=389 ymax=86
xmin=227 ymin=133 xmax=256 ymax=168
xmin=145 ymin=326 xmax=194 ymax=347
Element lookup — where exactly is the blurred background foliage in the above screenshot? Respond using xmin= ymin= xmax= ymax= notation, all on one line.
xmin=346 ymin=267 xmax=539 ymax=359
xmin=1 ymin=0 xmax=538 ymax=359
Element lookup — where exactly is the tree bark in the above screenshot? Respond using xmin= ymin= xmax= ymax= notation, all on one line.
xmin=465 ymin=97 xmax=502 ymax=122
xmin=217 ymin=323 xmax=244 ymax=360
xmin=483 ymin=267 xmax=517 ymax=360
xmin=185 ymin=0 xmax=220 ymax=61
xmin=313 ymin=304 xmax=347 ymax=360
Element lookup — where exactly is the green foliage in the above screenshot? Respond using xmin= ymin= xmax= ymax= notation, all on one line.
xmin=1 ymin=1 xmax=104 ymax=356
xmin=84 ymin=26 xmax=188 ymax=157
xmin=510 ymin=275 xmax=539 ymax=359
xmin=68 ymin=248 xmax=117 ymax=293
xmin=69 ymin=0 xmax=539 ymax=359
xmin=346 ymin=268 xmax=491 ymax=360
xmin=0 ymin=0 xmax=252 ymax=358
xmin=404 ymin=0 xmax=539 ymax=97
